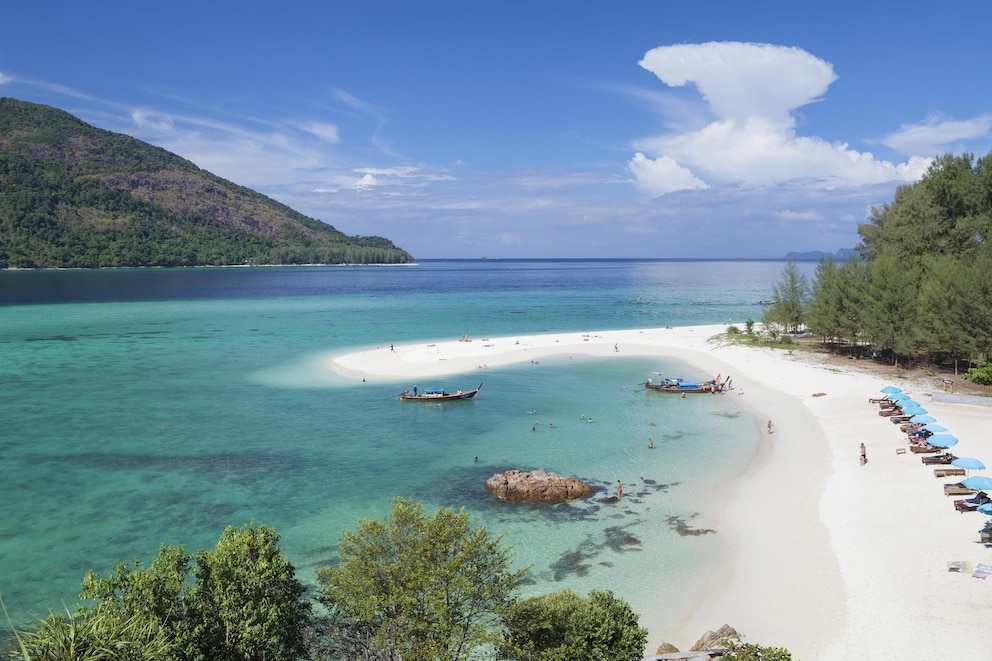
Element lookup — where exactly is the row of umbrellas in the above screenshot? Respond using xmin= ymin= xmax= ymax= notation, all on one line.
xmin=882 ymin=385 xmax=992 ymax=513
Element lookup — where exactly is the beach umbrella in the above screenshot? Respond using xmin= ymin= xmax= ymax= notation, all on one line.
xmin=889 ymin=392 xmax=911 ymax=401
xmin=928 ymin=434 xmax=959 ymax=448
xmin=961 ymin=476 xmax=992 ymax=491
xmin=952 ymin=457 xmax=986 ymax=472
xmin=899 ymin=406 xmax=927 ymax=415
xmin=922 ymin=423 xmax=948 ymax=433
xmin=881 ymin=386 xmax=902 ymax=393
xmin=910 ymin=414 xmax=936 ymax=424
xmin=978 ymin=503 xmax=992 ymax=515
xmin=896 ymin=399 xmax=920 ymax=407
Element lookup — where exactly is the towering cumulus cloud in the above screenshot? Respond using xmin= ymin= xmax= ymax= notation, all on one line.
xmin=629 ymin=42 xmax=928 ymax=196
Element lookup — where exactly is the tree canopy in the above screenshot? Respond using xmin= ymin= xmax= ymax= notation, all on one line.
xmin=39 ymin=523 xmax=313 ymax=661
xmin=315 ymin=497 xmax=528 ymax=661
xmin=798 ymin=151 xmax=992 ymax=370
xmin=499 ymin=589 xmax=647 ymax=661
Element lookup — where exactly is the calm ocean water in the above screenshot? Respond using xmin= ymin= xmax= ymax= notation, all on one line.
xmin=0 ymin=259 xmax=813 ymax=639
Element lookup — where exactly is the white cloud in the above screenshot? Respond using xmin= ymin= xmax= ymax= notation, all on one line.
xmin=352 ymin=173 xmax=378 ymax=190
xmin=629 ymin=41 xmax=927 ymax=196
xmin=628 ymin=152 xmax=707 ymax=195
xmin=0 ymin=71 xmax=13 ymax=85
xmin=639 ymin=41 xmax=836 ymax=126
xmin=299 ymin=121 xmax=341 ymax=143
xmin=777 ymin=209 xmax=821 ymax=221
xmin=882 ymin=113 xmax=992 ymax=155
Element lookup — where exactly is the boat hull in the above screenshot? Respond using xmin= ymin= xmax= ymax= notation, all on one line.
xmin=644 ymin=377 xmax=730 ymax=394
xmin=400 ymin=383 xmax=483 ymax=401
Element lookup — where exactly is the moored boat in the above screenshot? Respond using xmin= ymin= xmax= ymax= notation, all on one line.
xmin=401 ymin=382 xmax=483 ymax=401
xmin=644 ymin=376 xmax=731 ymax=394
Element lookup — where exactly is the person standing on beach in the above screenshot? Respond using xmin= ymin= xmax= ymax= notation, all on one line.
xmin=616 ymin=480 xmax=623 ymax=498
xmin=860 ymin=443 xmax=867 ymax=465
xmin=767 ymin=420 xmax=773 ymax=434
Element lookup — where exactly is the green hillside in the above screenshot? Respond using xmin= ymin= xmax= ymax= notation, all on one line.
xmin=0 ymin=98 xmax=414 ymax=267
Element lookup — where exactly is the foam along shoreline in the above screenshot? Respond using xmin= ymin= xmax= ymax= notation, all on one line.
xmin=330 ymin=326 xmax=992 ymax=659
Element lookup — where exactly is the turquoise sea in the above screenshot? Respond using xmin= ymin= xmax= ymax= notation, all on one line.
xmin=0 ymin=259 xmax=812 ymax=641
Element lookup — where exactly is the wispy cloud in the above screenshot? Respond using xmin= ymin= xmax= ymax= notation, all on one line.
xmin=881 ymin=113 xmax=992 ymax=156
xmin=628 ymin=42 xmax=930 ymax=196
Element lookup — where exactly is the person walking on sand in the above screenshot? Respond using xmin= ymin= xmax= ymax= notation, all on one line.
xmin=860 ymin=443 xmax=867 ymax=465
xmin=767 ymin=420 xmax=773 ymax=434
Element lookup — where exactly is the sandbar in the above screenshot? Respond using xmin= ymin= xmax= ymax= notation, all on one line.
xmin=330 ymin=325 xmax=992 ymax=658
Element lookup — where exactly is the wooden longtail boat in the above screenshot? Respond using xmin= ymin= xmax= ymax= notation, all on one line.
xmin=644 ymin=376 xmax=731 ymax=394
xmin=401 ymin=382 xmax=483 ymax=401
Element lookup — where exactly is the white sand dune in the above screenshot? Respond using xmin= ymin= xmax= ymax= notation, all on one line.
xmin=331 ymin=326 xmax=992 ymax=658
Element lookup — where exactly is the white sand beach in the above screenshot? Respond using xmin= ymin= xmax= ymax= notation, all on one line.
xmin=331 ymin=326 xmax=992 ymax=659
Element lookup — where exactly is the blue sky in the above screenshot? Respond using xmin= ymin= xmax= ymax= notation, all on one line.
xmin=3 ymin=1 xmax=991 ymax=259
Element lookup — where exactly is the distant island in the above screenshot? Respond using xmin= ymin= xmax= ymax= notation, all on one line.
xmin=0 ymin=98 xmax=414 ymax=268
xmin=783 ymin=248 xmax=860 ymax=261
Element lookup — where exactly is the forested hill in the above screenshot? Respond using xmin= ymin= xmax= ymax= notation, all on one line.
xmin=0 ymin=98 xmax=415 ymax=268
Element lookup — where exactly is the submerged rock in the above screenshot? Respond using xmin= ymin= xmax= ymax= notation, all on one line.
xmin=485 ymin=468 xmax=595 ymax=503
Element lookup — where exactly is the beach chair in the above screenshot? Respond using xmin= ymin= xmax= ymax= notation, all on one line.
xmin=945 ymin=483 xmax=978 ymax=496
xmin=922 ymin=453 xmax=956 ymax=465
xmin=954 ymin=499 xmax=978 ymax=513
xmin=911 ymin=445 xmax=941 ymax=454
xmin=934 ymin=468 xmax=967 ymax=478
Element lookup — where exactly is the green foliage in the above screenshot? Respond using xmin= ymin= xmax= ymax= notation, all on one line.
xmin=804 ymin=151 xmax=992 ymax=366
xmin=18 ymin=605 xmax=173 ymax=661
xmin=722 ymin=639 xmax=793 ymax=660
xmin=0 ymin=98 xmax=414 ymax=267
xmin=72 ymin=523 xmax=310 ymax=661
xmin=726 ymin=325 xmax=741 ymax=335
xmin=191 ymin=524 xmax=311 ymax=661
xmin=964 ymin=362 xmax=992 ymax=385
xmin=745 ymin=319 xmax=755 ymax=334
xmin=763 ymin=261 xmax=810 ymax=333
xmin=315 ymin=497 xmax=527 ymax=661
xmin=499 ymin=589 xmax=647 ymax=661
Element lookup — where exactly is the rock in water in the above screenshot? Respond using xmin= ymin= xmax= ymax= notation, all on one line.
xmin=485 ymin=469 xmax=594 ymax=503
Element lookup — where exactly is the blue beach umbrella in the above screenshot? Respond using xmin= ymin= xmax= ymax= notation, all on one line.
xmin=978 ymin=503 xmax=992 ymax=515
xmin=952 ymin=457 xmax=986 ymax=471
xmin=900 ymin=406 xmax=927 ymax=416
xmin=896 ymin=399 xmax=920 ymax=408
xmin=910 ymin=414 xmax=936 ymax=424
xmin=889 ymin=392 xmax=911 ymax=401
xmin=928 ymin=434 xmax=959 ymax=448
xmin=881 ymin=386 xmax=902 ymax=393
xmin=961 ymin=476 xmax=992 ymax=491
xmin=922 ymin=423 xmax=948 ymax=433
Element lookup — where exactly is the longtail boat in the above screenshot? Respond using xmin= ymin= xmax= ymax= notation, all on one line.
xmin=644 ymin=376 xmax=731 ymax=394
xmin=401 ymin=382 xmax=483 ymax=401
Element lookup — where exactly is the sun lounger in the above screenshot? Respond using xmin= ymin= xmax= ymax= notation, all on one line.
xmin=922 ymin=453 xmax=956 ymax=465
xmin=934 ymin=468 xmax=966 ymax=478
xmin=954 ymin=499 xmax=978 ymax=513
xmin=911 ymin=445 xmax=941 ymax=454
xmin=946 ymin=483 xmax=978 ymax=496
xmin=889 ymin=416 xmax=912 ymax=424
xmin=964 ymin=492 xmax=990 ymax=505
